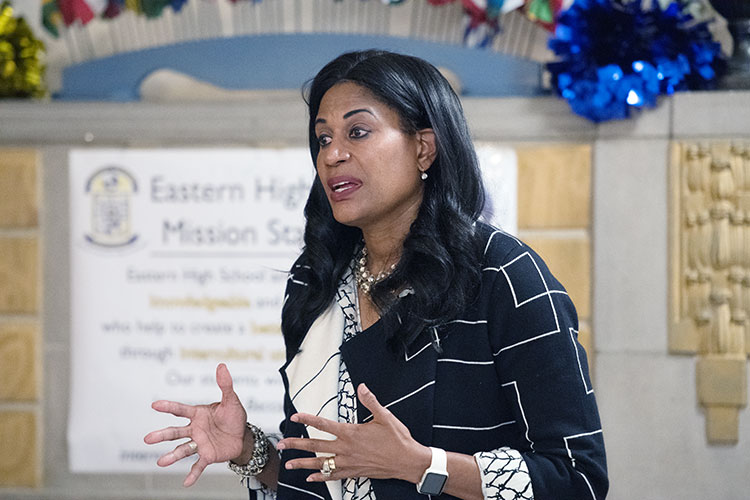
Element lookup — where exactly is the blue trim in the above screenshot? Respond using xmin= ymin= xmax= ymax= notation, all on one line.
xmin=58 ymin=33 xmax=542 ymax=101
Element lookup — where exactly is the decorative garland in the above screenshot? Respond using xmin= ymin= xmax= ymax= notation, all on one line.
xmin=37 ymin=0 xmax=728 ymax=124
xmin=427 ymin=0 xmax=560 ymax=46
xmin=41 ymin=0 xmax=558 ymax=44
xmin=43 ymin=0 xmax=192 ymax=37
xmin=0 ymin=1 xmax=46 ymax=98
xmin=547 ymin=0 xmax=725 ymax=122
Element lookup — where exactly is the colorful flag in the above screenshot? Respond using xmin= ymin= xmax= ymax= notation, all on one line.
xmin=141 ymin=0 xmax=170 ymax=18
xmin=102 ymin=0 xmax=124 ymax=19
xmin=169 ymin=0 xmax=187 ymax=13
xmin=41 ymin=0 xmax=62 ymax=36
xmin=57 ymin=0 xmax=95 ymax=25
xmin=124 ymin=0 xmax=142 ymax=14
xmin=525 ymin=0 xmax=562 ymax=30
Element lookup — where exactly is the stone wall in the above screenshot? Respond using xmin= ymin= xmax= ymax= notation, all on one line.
xmin=1 ymin=92 xmax=749 ymax=499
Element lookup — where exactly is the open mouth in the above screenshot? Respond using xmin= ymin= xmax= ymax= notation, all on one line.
xmin=327 ymin=176 xmax=362 ymax=201
xmin=332 ymin=181 xmax=359 ymax=193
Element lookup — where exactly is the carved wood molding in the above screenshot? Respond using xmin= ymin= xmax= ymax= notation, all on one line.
xmin=669 ymin=141 xmax=750 ymax=444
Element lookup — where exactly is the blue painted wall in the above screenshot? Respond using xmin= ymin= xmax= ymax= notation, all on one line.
xmin=59 ymin=33 xmax=543 ymax=100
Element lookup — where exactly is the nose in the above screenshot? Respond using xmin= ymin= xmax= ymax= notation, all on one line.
xmin=321 ymin=140 xmax=350 ymax=167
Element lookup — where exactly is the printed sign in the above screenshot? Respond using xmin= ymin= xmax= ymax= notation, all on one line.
xmin=68 ymin=149 xmax=313 ymax=472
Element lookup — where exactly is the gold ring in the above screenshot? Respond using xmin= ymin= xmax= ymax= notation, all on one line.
xmin=320 ymin=457 xmax=332 ymax=477
xmin=186 ymin=440 xmax=198 ymax=453
xmin=326 ymin=456 xmax=336 ymax=472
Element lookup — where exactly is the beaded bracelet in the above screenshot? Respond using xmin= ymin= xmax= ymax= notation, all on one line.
xmin=227 ymin=422 xmax=270 ymax=477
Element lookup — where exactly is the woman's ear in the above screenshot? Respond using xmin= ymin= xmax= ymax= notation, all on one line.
xmin=416 ymin=128 xmax=437 ymax=173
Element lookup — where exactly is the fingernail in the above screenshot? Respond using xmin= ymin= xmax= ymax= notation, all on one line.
xmin=277 ymin=442 xmax=286 ymax=450
xmin=360 ymin=384 xmax=369 ymax=394
xmin=285 ymin=462 xmax=292 ymax=469
xmin=306 ymin=476 xmax=314 ymax=482
xmin=290 ymin=414 xmax=299 ymax=423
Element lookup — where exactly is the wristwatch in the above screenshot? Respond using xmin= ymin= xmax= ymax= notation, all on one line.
xmin=417 ymin=447 xmax=449 ymax=496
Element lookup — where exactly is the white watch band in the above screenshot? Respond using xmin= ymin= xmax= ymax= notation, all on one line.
xmin=417 ymin=447 xmax=449 ymax=495
xmin=429 ymin=446 xmax=447 ymax=472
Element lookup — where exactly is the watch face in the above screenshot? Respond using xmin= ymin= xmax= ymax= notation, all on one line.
xmin=419 ymin=472 xmax=448 ymax=495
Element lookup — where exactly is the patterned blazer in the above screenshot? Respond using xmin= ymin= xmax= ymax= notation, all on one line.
xmin=274 ymin=223 xmax=608 ymax=500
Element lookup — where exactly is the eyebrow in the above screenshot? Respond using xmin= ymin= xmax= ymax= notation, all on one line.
xmin=315 ymin=108 xmax=374 ymax=125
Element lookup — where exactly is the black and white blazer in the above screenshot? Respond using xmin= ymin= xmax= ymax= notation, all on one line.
xmin=274 ymin=223 xmax=608 ymax=500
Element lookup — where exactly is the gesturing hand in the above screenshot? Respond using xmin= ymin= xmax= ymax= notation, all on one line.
xmin=143 ymin=363 xmax=248 ymax=487
xmin=277 ymin=383 xmax=431 ymax=484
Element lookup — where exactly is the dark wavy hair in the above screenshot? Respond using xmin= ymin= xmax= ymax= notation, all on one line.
xmin=281 ymin=49 xmax=486 ymax=356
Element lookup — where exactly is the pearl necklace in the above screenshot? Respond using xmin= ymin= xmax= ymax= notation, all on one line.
xmin=355 ymin=246 xmax=396 ymax=295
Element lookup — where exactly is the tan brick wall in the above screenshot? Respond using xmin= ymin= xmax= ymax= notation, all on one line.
xmin=0 ymin=150 xmax=38 ymax=228
xmin=0 ymin=411 xmax=38 ymax=486
xmin=0 ymin=238 xmax=39 ymax=314
xmin=0 ymin=149 xmax=41 ymax=488
xmin=517 ymin=145 xmax=591 ymax=229
xmin=0 ymin=323 xmax=38 ymax=401
xmin=516 ymin=144 xmax=593 ymax=356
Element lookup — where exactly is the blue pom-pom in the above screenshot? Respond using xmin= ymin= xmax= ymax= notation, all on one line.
xmin=547 ymin=0 xmax=726 ymax=122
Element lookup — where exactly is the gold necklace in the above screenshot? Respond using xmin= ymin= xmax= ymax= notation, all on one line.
xmin=355 ymin=246 xmax=396 ymax=295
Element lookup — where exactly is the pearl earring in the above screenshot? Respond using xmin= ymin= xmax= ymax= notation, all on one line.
xmin=420 ymin=171 xmax=428 ymax=181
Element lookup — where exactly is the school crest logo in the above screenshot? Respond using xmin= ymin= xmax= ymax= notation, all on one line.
xmin=84 ymin=166 xmax=139 ymax=247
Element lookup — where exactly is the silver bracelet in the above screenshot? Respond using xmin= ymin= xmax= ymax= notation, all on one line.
xmin=227 ymin=422 xmax=270 ymax=477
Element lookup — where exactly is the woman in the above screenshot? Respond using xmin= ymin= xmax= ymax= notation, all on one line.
xmin=145 ymin=50 xmax=608 ymax=500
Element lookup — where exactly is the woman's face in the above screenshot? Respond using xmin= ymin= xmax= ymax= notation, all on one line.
xmin=314 ymin=81 xmax=434 ymax=234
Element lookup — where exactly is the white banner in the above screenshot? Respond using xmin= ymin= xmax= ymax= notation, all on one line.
xmin=68 ymin=149 xmax=313 ymax=472
xmin=476 ymin=145 xmax=517 ymax=236
xmin=67 ymin=146 xmax=517 ymax=473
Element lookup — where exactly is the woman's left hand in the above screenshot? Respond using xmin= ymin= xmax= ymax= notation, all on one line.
xmin=277 ymin=383 xmax=431 ymax=483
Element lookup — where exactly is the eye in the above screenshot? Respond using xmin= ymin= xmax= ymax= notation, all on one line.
xmin=350 ymin=127 xmax=369 ymax=139
xmin=317 ymin=134 xmax=331 ymax=147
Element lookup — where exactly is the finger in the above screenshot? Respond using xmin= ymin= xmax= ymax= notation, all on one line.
xmin=285 ymin=455 xmax=342 ymax=472
xmin=156 ymin=440 xmax=199 ymax=468
xmin=306 ymin=472 xmax=341 ymax=483
xmin=287 ymin=456 xmax=345 ymax=482
xmin=216 ymin=363 xmax=235 ymax=403
xmin=284 ymin=457 xmax=326 ymax=471
xmin=151 ymin=400 xmax=196 ymax=419
xmin=306 ymin=470 xmax=348 ymax=483
xmin=184 ymin=459 xmax=208 ymax=487
xmin=277 ymin=436 xmax=340 ymax=455
xmin=289 ymin=412 xmax=346 ymax=435
xmin=144 ymin=425 xmax=190 ymax=444
xmin=356 ymin=384 xmax=392 ymax=421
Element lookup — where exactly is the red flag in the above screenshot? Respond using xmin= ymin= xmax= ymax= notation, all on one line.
xmin=57 ymin=0 xmax=95 ymax=25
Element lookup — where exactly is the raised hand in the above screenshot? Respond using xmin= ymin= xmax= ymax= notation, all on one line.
xmin=277 ymin=383 xmax=431 ymax=484
xmin=143 ymin=363 xmax=248 ymax=486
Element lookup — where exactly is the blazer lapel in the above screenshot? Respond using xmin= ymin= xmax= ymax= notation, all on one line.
xmin=339 ymin=324 xmax=439 ymax=448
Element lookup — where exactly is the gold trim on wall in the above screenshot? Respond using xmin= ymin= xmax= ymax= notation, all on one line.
xmin=669 ymin=141 xmax=750 ymax=444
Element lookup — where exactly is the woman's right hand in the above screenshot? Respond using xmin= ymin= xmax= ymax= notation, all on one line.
xmin=144 ymin=363 xmax=249 ymax=487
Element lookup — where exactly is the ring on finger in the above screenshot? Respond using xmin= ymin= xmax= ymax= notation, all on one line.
xmin=186 ymin=440 xmax=198 ymax=454
xmin=326 ymin=457 xmax=336 ymax=472
xmin=320 ymin=456 xmax=334 ymax=477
